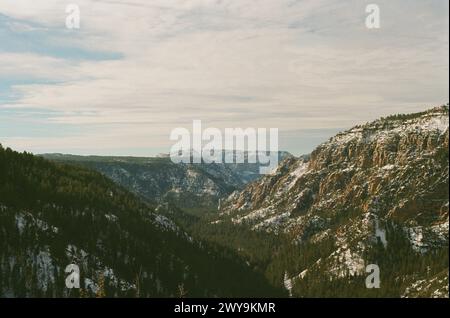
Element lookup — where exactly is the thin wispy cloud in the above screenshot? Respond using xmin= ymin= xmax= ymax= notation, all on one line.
xmin=0 ymin=0 xmax=448 ymax=155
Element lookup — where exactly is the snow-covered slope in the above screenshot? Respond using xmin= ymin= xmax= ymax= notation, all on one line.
xmin=219 ymin=105 xmax=449 ymax=297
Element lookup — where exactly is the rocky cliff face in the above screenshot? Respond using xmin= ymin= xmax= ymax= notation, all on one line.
xmin=220 ymin=105 xmax=449 ymax=297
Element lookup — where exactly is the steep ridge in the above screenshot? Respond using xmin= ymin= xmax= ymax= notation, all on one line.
xmin=0 ymin=145 xmax=282 ymax=297
xmin=219 ymin=105 xmax=449 ymax=297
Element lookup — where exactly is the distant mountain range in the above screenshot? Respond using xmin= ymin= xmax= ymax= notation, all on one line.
xmin=41 ymin=151 xmax=291 ymax=213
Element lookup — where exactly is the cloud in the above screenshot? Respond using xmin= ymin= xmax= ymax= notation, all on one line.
xmin=0 ymin=0 xmax=448 ymax=155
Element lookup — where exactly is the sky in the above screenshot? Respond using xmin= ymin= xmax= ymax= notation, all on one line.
xmin=0 ymin=0 xmax=448 ymax=156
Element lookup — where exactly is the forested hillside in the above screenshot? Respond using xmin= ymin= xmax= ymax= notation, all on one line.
xmin=0 ymin=145 xmax=283 ymax=297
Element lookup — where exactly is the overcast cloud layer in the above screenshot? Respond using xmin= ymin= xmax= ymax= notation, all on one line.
xmin=0 ymin=0 xmax=448 ymax=156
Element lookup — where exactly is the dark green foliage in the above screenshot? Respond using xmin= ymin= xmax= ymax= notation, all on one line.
xmin=172 ymin=209 xmax=448 ymax=298
xmin=291 ymin=224 xmax=449 ymax=297
xmin=0 ymin=144 xmax=283 ymax=297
